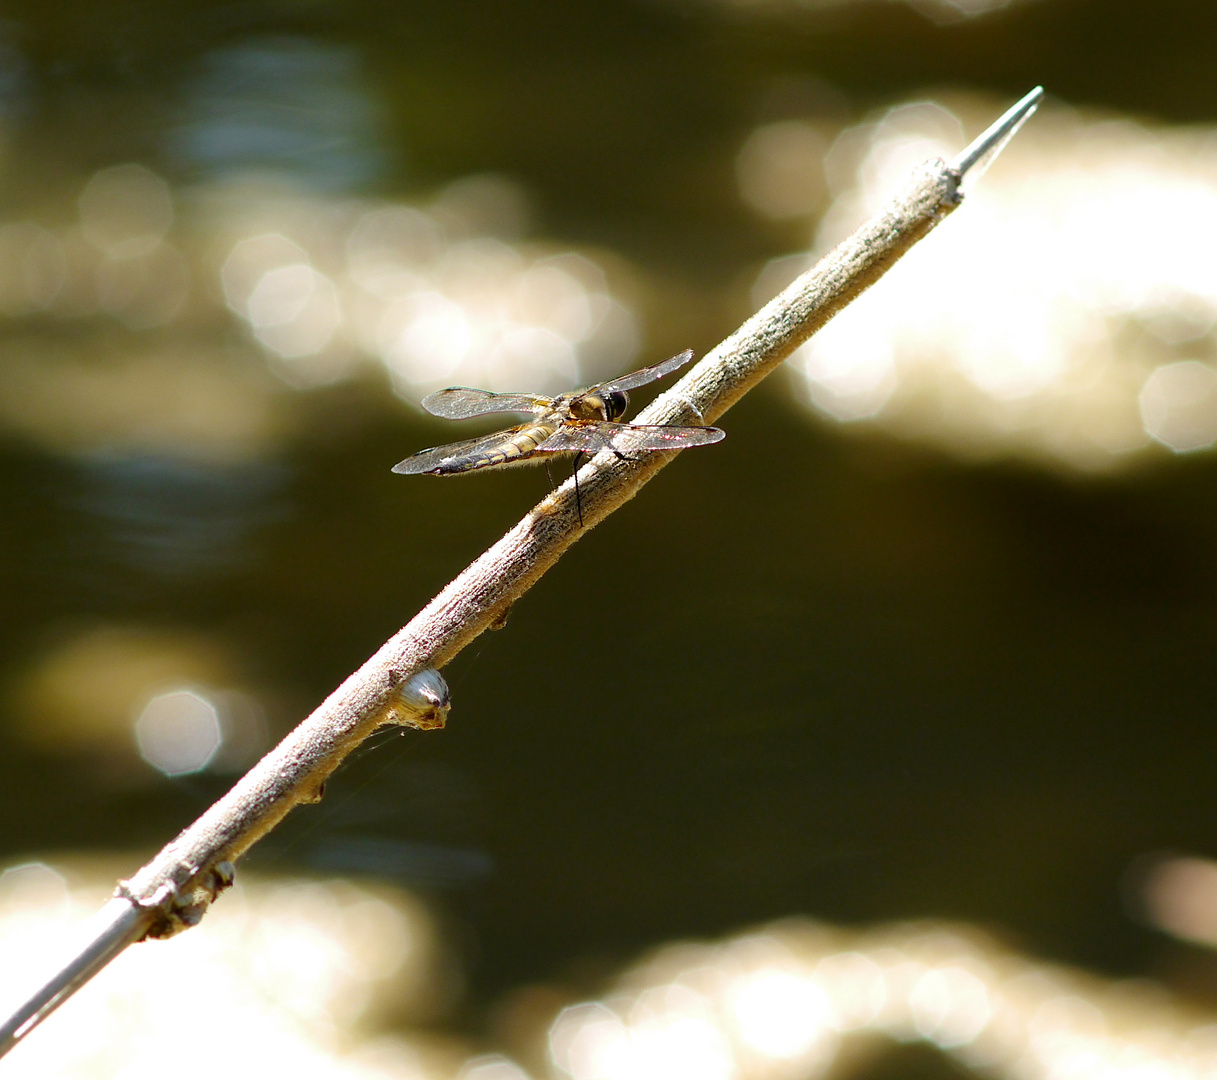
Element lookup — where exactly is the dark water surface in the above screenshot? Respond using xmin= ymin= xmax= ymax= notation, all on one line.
xmin=3 ymin=0 xmax=1217 ymax=1022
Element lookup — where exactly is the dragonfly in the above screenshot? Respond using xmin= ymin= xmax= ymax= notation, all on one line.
xmin=392 ymin=349 xmax=724 ymax=522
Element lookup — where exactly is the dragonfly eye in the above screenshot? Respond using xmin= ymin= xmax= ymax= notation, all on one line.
xmin=604 ymin=390 xmax=629 ymax=421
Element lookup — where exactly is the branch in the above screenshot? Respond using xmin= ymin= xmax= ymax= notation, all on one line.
xmin=0 ymin=87 xmax=1043 ymax=1057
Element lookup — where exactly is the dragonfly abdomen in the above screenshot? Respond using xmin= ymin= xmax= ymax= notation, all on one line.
xmin=460 ymin=422 xmax=560 ymax=472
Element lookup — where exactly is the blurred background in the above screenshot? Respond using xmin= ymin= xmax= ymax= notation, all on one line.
xmin=5 ymin=0 xmax=1217 ymax=1076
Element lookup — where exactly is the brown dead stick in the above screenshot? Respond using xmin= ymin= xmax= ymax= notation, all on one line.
xmin=0 ymin=87 xmax=1044 ymax=1057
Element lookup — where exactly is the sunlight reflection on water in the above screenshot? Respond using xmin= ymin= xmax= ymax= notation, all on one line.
xmin=547 ymin=919 xmax=1217 ymax=1080
xmin=0 ymin=864 xmax=456 ymax=1080
xmin=0 ymin=33 xmax=641 ymax=464
xmin=743 ymin=96 xmax=1217 ymax=470
xmin=5 ymin=857 xmax=1217 ymax=1080
xmin=6 ymin=87 xmax=1217 ymax=479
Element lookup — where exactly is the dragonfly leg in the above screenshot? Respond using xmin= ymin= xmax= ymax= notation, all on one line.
xmin=572 ymin=452 xmax=584 ymax=526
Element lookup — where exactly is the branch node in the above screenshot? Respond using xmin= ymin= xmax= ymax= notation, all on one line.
xmin=116 ymin=859 xmax=238 ymax=940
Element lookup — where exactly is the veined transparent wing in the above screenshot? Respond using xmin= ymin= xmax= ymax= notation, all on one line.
xmin=538 ymin=420 xmax=725 ymax=455
xmin=392 ymin=428 xmax=541 ymax=475
xmin=421 ymin=388 xmax=552 ymax=420
xmin=590 ymin=349 xmax=695 ymax=396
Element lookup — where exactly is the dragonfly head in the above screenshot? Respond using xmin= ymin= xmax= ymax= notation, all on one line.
xmin=572 ymin=387 xmax=630 ymax=422
xmin=604 ymin=389 xmax=629 ymax=422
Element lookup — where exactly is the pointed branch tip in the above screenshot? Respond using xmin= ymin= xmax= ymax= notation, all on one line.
xmin=952 ymin=87 xmax=1044 ymax=182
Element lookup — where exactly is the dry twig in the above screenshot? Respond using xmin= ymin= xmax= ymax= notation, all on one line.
xmin=0 ymin=87 xmax=1043 ymax=1057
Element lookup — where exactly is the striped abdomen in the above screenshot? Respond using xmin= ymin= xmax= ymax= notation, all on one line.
xmin=461 ymin=422 xmax=559 ymax=471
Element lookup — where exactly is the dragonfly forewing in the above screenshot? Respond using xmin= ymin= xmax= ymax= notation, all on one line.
xmin=422 ymin=388 xmax=552 ymax=420
xmin=592 ymin=348 xmax=695 ymax=395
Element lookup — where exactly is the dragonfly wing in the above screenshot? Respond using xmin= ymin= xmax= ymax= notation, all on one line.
xmin=538 ymin=420 xmax=724 ymax=454
xmin=598 ymin=422 xmax=725 ymax=452
xmin=590 ymin=349 xmax=696 ymax=396
xmin=392 ymin=428 xmax=542 ymax=475
xmin=422 ymin=388 xmax=552 ymax=420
